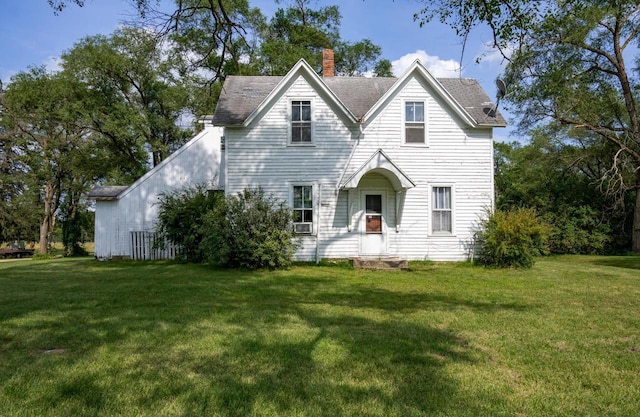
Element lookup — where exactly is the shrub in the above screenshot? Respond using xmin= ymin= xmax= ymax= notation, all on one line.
xmin=475 ymin=207 xmax=550 ymax=268
xmin=544 ymin=205 xmax=610 ymax=254
xmin=201 ymin=187 xmax=296 ymax=270
xmin=155 ymin=184 xmax=222 ymax=263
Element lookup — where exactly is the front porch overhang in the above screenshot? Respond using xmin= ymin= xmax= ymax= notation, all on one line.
xmin=340 ymin=149 xmax=415 ymax=191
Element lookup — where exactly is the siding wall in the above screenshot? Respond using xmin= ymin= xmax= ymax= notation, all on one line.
xmin=93 ymin=124 xmax=224 ymax=259
xmin=226 ymin=73 xmax=495 ymax=261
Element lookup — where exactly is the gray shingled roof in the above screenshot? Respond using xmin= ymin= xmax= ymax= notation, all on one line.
xmin=212 ymin=75 xmax=507 ymax=127
xmin=438 ymin=78 xmax=507 ymax=126
xmin=87 ymin=186 xmax=129 ymax=201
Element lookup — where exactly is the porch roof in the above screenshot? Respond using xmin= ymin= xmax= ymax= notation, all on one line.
xmin=340 ymin=149 xmax=415 ymax=191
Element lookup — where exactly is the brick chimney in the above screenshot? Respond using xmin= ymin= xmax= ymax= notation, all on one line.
xmin=322 ymin=49 xmax=334 ymax=77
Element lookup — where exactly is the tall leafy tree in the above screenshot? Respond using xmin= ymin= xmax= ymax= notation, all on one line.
xmin=137 ymin=0 xmax=264 ymax=86
xmin=62 ymin=27 xmax=192 ymax=171
xmin=0 ymin=92 xmax=41 ymax=243
xmin=258 ymin=0 xmax=386 ymax=76
xmin=417 ymin=0 xmax=640 ymax=252
xmin=495 ymin=133 xmax=629 ymax=254
xmin=1 ymin=68 xmax=95 ymax=253
xmin=258 ymin=0 xmax=340 ymax=74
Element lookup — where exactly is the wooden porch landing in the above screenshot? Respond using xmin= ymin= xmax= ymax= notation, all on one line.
xmin=350 ymin=257 xmax=409 ymax=270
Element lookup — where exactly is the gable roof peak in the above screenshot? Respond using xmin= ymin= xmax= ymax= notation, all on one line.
xmin=238 ymin=58 xmax=357 ymax=126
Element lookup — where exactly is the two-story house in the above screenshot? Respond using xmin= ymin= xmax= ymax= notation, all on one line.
xmin=90 ymin=50 xmax=506 ymax=261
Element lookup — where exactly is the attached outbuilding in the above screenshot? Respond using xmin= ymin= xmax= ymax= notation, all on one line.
xmin=88 ymin=120 xmax=224 ymax=259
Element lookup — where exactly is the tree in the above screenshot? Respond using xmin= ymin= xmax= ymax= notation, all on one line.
xmin=140 ymin=0 xmax=262 ymax=78
xmin=258 ymin=0 xmax=387 ymax=76
xmin=47 ymin=0 xmax=84 ymax=14
xmin=0 ymin=103 xmax=41 ymax=243
xmin=1 ymin=68 xmax=94 ymax=254
xmin=258 ymin=1 xmax=340 ymax=74
xmin=494 ymin=134 xmax=627 ymax=254
xmin=62 ymin=27 xmax=192 ymax=171
xmin=374 ymin=59 xmax=394 ymax=77
xmin=334 ymin=39 xmax=382 ymax=76
xmin=417 ymin=0 xmax=640 ymax=253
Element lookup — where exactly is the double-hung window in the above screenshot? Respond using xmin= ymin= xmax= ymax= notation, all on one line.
xmin=293 ymin=185 xmax=313 ymax=234
xmin=291 ymin=100 xmax=312 ymax=144
xmin=405 ymin=101 xmax=425 ymax=144
xmin=432 ymin=186 xmax=452 ymax=233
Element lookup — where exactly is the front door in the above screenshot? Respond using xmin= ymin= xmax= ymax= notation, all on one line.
xmin=360 ymin=192 xmax=387 ymax=256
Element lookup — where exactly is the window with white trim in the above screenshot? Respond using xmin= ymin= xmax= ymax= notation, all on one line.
xmin=405 ymin=101 xmax=425 ymax=144
xmin=291 ymin=100 xmax=312 ymax=144
xmin=432 ymin=186 xmax=452 ymax=233
xmin=293 ymin=185 xmax=313 ymax=234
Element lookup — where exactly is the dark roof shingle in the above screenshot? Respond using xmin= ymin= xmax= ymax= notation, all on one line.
xmin=212 ymin=74 xmax=507 ymax=127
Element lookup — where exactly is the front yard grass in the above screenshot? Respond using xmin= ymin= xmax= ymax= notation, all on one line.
xmin=0 ymin=256 xmax=639 ymax=416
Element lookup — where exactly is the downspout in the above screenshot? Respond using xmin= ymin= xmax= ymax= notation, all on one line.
xmin=315 ymin=183 xmax=322 ymax=265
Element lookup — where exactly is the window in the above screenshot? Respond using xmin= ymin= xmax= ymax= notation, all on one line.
xmin=432 ymin=186 xmax=452 ymax=233
xmin=291 ymin=100 xmax=311 ymax=144
xmin=293 ymin=185 xmax=313 ymax=233
xmin=365 ymin=194 xmax=383 ymax=234
xmin=405 ymin=101 xmax=425 ymax=144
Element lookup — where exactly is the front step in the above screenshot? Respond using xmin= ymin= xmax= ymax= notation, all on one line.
xmin=351 ymin=257 xmax=409 ymax=270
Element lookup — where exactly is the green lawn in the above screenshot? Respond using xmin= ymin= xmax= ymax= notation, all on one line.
xmin=1 ymin=256 xmax=639 ymax=416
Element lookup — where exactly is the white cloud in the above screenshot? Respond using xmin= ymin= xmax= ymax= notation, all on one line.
xmin=391 ymin=50 xmax=461 ymax=77
xmin=44 ymin=56 xmax=62 ymax=73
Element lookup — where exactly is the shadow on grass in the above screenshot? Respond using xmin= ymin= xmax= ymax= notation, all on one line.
xmin=590 ymin=256 xmax=640 ymax=271
xmin=0 ymin=259 xmax=522 ymax=416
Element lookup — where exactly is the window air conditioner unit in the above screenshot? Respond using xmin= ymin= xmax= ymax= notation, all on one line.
xmin=294 ymin=222 xmax=312 ymax=234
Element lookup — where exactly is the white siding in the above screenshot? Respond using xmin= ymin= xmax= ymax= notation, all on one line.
xmin=226 ymin=73 xmax=495 ymax=261
xmin=93 ymin=124 xmax=224 ymax=259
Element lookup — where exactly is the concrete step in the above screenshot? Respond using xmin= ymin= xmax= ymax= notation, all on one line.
xmin=351 ymin=257 xmax=409 ymax=270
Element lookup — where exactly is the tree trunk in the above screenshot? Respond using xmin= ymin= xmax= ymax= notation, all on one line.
xmin=633 ymin=184 xmax=640 ymax=253
xmin=38 ymin=210 xmax=50 ymax=255
xmin=38 ymin=182 xmax=56 ymax=254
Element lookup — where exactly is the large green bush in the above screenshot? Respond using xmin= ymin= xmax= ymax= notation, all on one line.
xmin=155 ymin=184 xmax=222 ymax=262
xmin=545 ymin=205 xmax=610 ymax=254
xmin=201 ymin=187 xmax=297 ymax=270
xmin=475 ymin=207 xmax=550 ymax=268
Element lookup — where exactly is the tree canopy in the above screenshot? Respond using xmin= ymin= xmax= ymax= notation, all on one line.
xmin=418 ymin=0 xmax=640 ymax=253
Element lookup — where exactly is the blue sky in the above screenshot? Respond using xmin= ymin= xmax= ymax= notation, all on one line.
xmin=0 ymin=0 xmax=514 ymax=140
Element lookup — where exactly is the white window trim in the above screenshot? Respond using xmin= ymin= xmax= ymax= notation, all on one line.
xmin=290 ymin=183 xmax=317 ymax=235
xmin=430 ymin=184 xmax=455 ymax=236
xmin=402 ymin=99 xmax=428 ymax=147
xmin=287 ymin=97 xmax=316 ymax=147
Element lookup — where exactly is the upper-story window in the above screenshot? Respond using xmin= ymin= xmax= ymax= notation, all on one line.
xmin=291 ymin=100 xmax=312 ymax=144
xmin=405 ymin=101 xmax=425 ymax=144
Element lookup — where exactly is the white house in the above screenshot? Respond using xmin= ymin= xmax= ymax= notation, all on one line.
xmin=90 ymin=51 xmax=506 ymax=261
